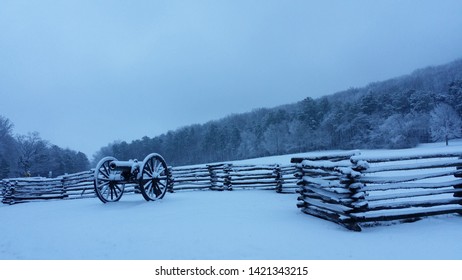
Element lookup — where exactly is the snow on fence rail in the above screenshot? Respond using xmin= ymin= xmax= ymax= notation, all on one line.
xmin=171 ymin=163 xmax=297 ymax=192
xmin=292 ymin=151 xmax=462 ymax=231
xmin=0 ymin=164 xmax=298 ymax=204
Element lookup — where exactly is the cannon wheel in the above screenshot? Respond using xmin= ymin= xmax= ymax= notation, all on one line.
xmin=139 ymin=153 xmax=170 ymax=201
xmin=94 ymin=156 xmax=125 ymax=203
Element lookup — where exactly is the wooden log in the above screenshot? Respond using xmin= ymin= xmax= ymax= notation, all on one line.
xmin=173 ymin=180 xmax=210 ymax=186
xmin=360 ymin=179 xmax=462 ymax=192
xmin=351 ymin=151 xmax=462 ymax=163
xmin=299 ymin=184 xmax=352 ymax=195
xmin=301 ymin=176 xmax=343 ymax=188
xmin=4 ymin=178 xmax=62 ymax=184
xmin=296 ymin=159 xmax=352 ymax=170
xmin=300 ymin=196 xmax=353 ymax=215
xmin=291 ymin=150 xmax=359 ymax=163
xmin=171 ymin=171 xmax=211 ymax=177
xmin=171 ymin=177 xmax=211 ymax=183
xmin=300 ymin=205 xmax=361 ymax=231
xmin=297 ymin=168 xmax=344 ymax=177
xmin=366 ymin=188 xmax=462 ymax=201
xmin=6 ymin=194 xmax=66 ymax=201
xmin=171 ymin=171 xmax=210 ymax=177
xmin=172 ymin=165 xmax=209 ymax=171
xmin=278 ymin=184 xmax=299 ymax=191
xmin=359 ymin=169 xmax=462 ymax=184
xmin=300 ymin=192 xmax=354 ymax=206
xmin=65 ymin=190 xmax=95 ymax=197
xmin=172 ymin=185 xmax=211 ymax=191
xmin=366 ymin=197 xmax=462 ymax=211
xmin=229 ymin=172 xmax=274 ymax=177
xmin=362 ymin=158 xmax=462 ymax=173
xmin=230 ymin=174 xmax=275 ymax=181
xmin=351 ymin=205 xmax=462 ymax=222
xmin=230 ymin=166 xmax=277 ymax=172
xmin=230 ymin=179 xmax=277 ymax=185
xmin=299 ymin=185 xmax=353 ymax=200
xmin=62 ymin=183 xmax=94 ymax=190
xmin=231 ymin=184 xmax=276 ymax=190
xmin=12 ymin=190 xmax=65 ymax=197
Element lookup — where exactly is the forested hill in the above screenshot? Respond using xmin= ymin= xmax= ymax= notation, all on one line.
xmin=93 ymin=58 xmax=462 ymax=166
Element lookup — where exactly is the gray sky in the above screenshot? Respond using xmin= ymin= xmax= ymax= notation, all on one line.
xmin=1 ymin=0 xmax=462 ymax=158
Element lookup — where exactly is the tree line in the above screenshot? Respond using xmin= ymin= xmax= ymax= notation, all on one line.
xmin=3 ymin=59 xmax=460 ymax=178
xmin=93 ymin=59 xmax=462 ymax=167
xmin=0 ymin=119 xmax=90 ymax=179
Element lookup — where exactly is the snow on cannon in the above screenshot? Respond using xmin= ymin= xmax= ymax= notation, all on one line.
xmin=93 ymin=153 xmax=171 ymax=203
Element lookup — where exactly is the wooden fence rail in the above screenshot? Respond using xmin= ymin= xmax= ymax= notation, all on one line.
xmin=292 ymin=151 xmax=462 ymax=231
xmin=1 ymin=163 xmax=298 ymax=204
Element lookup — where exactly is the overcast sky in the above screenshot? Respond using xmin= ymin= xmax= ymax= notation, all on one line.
xmin=1 ymin=0 xmax=462 ymax=158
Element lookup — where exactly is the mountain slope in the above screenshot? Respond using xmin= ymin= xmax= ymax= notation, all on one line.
xmin=93 ymin=58 xmax=462 ymax=166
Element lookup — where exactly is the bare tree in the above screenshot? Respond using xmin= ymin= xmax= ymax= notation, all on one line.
xmin=16 ymin=132 xmax=49 ymax=176
xmin=430 ymin=103 xmax=462 ymax=146
xmin=0 ymin=115 xmax=14 ymax=141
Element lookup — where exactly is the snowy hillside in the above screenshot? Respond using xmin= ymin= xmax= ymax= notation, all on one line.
xmin=1 ymin=141 xmax=462 ymax=260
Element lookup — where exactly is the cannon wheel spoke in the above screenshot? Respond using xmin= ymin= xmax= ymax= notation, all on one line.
xmin=139 ymin=153 xmax=170 ymax=201
xmin=94 ymin=156 xmax=124 ymax=203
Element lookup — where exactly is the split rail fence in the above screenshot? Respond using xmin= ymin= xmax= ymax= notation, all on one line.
xmin=0 ymin=163 xmax=297 ymax=204
xmin=2 ymin=151 xmax=462 ymax=231
xmin=292 ymin=151 xmax=462 ymax=231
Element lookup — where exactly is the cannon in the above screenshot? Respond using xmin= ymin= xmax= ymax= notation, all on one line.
xmin=93 ymin=153 xmax=170 ymax=203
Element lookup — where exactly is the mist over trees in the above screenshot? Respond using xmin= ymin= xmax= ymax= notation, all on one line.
xmin=0 ymin=116 xmax=90 ymax=179
xmin=2 ymin=60 xmax=461 ymax=178
xmin=93 ymin=59 xmax=462 ymax=166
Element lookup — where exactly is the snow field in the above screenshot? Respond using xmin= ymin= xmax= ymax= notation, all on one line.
xmin=1 ymin=140 xmax=462 ymax=259
xmin=0 ymin=189 xmax=461 ymax=259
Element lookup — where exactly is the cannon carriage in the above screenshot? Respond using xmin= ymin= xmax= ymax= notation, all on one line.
xmin=93 ymin=153 xmax=170 ymax=203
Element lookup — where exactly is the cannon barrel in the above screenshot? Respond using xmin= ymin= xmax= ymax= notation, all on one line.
xmin=109 ymin=160 xmax=138 ymax=171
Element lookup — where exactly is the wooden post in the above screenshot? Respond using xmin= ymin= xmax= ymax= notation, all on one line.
xmin=0 ymin=179 xmax=6 ymax=204
xmin=274 ymin=165 xmax=283 ymax=193
xmin=61 ymin=176 xmax=69 ymax=199
xmin=2 ymin=180 xmax=16 ymax=205
xmin=167 ymin=166 xmax=175 ymax=193
xmin=454 ymin=157 xmax=462 ymax=207
xmin=343 ymin=156 xmax=369 ymax=231
xmin=223 ymin=164 xmax=232 ymax=191
xmin=208 ymin=165 xmax=216 ymax=190
xmin=207 ymin=164 xmax=223 ymax=191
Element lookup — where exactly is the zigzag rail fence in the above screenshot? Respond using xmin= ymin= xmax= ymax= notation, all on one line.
xmin=2 ymin=151 xmax=462 ymax=231
xmin=0 ymin=163 xmax=298 ymax=205
xmin=292 ymin=150 xmax=462 ymax=231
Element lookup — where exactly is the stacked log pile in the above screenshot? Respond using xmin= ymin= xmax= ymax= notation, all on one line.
xmin=293 ymin=151 xmax=462 ymax=231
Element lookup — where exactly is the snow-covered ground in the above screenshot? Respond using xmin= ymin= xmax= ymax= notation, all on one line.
xmin=1 ymin=141 xmax=462 ymax=260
